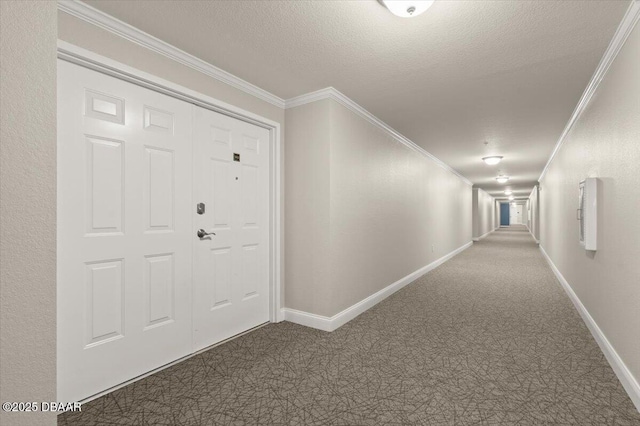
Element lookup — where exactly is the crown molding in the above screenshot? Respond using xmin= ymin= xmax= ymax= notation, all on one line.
xmin=57 ymin=0 xmax=286 ymax=109
xmin=286 ymin=87 xmax=473 ymax=186
xmin=58 ymin=0 xmax=470 ymax=185
xmin=539 ymin=0 xmax=640 ymax=182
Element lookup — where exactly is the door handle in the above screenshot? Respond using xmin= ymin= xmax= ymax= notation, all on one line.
xmin=197 ymin=229 xmax=216 ymax=238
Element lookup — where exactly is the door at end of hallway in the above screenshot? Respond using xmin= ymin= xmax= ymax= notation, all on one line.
xmin=500 ymin=203 xmax=510 ymax=227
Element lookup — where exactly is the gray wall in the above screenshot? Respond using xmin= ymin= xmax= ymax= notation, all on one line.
xmin=0 ymin=2 xmax=58 ymax=425
xmin=286 ymin=99 xmax=472 ymax=317
xmin=472 ymin=188 xmax=495 ymax=240
xmin=540 ymin=21 xmax=640 ymax=390
xmin=329 ymin=101 xmax=472 ymax=315
xmin=284 ymin=100 xmax=332 ymax=315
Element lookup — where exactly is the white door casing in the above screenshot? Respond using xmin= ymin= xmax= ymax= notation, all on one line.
xmin=192 ymin=106 xmax=270 ymax=351
xmin=57 ymin=60 xmax=193 ymax=402
xmin=58 ymin=54 xmax=277 ymax=402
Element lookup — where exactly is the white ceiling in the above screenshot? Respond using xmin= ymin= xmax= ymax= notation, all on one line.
xmin=85 ymin=0 xmax=629 ymax=199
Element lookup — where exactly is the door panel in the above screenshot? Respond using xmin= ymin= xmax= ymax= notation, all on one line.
xmin=193 ymin=106 xmax=270 ymax=351
xmin=500 ymin=203 xmax=510 ymax=226
xmin=144 ymin=147 xmax=175 ymax=231
xmin=509 ymin=204 xmax=523 ymax=225
xmin=143 ymin=253 xmax=175 ymax=329
xmin=58 ymin=60 xmax=193 ymax=402
xmin=84 ymin=259 xmax=123 ymax=347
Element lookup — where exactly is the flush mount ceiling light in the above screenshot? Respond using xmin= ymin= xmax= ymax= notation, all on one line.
xmin=496 ymin=175 xmax=510 ymax=184
xmin=504 ymin=190 xmax=513 ymax=195
xmin=508 ymin=196 xmax=515 ymax=201
xmin=482 ymin=156 xmax=503 ymax=165
xmin=381 ymin=0 xmax=435 ymax=18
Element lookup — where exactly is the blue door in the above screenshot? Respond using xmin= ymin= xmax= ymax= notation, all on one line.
xmin=500 ymin=203 xmax=510 ymax=226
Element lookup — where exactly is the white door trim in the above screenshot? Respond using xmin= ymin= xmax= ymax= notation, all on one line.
xmin=57 ymin=40 xmax=284 ymax=323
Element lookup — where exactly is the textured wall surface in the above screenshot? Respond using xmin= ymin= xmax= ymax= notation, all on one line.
xmin=0 ymin=2 xmax=58 ymax=426
xmin=472 ymin=188 xmax=495 ymax=239
xmin=284 ymin=100 xmax=332 ymax=315
xmin=328 ymin=100 xmax=472 ymax=315
xmin=472 ymin=190 xmax=479 ymax=236
xmin=540 ymin=22 xmax=640 ymax=389
xmin=285 ymin=99 xmax=472 ymax=317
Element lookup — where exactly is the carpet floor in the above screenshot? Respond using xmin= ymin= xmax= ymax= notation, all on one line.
xmin=60 ymin=226 xmax=640 ymax=425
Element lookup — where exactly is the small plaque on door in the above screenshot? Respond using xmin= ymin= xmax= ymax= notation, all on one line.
xmin=233 ymin=153 xmax=240 ymax=162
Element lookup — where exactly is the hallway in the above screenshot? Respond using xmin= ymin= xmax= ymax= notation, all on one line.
xmin=59 ymin=227 xmax=640 ymax=425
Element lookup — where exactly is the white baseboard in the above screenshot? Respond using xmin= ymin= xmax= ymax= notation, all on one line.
xmin=528 ymin=228 xmax=540 ymax=244
xmin=539 ymin=245 xmax=640 ymax=412
xmin=472 ymin=229 xmax=493 ymax=242
xmin=283 ymin=241 xmax=473 ymax=332
xmin=280 ymin=308 xmax=333 ymax=332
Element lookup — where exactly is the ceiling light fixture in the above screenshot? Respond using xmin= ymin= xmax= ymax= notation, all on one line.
xmin=508 ymin=196 xmax=514 ymax=201
xmin=482 ymin=156 xmax=503 ymax=165
xmin=504 ymin=190 xmax=513 ymax=195
xmin=496 ymin=175 xmax=510 ymax=184
xmin=381 ymin=0 xmax=434 ymax=18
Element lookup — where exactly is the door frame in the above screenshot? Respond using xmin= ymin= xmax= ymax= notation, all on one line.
xmin=57 ymin=40 xmax=284 ymax=327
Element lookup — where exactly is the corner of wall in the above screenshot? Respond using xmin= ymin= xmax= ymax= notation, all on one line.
xmin=284 ymin=100 xmax=333 ymax=316
xmin=1 ymin=2 xmax=58 ymax=425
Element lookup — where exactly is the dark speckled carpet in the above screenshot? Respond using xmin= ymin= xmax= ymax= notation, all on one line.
xmin=60 ymin=226 xmax=640 ymax=425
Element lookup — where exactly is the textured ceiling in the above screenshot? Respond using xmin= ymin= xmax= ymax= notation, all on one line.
xmin=85 ymin=0 xmax=629 ymax=199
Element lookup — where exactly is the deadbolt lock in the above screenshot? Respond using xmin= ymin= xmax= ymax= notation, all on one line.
xmin=197 ymin=203 xmax=205 ymax=215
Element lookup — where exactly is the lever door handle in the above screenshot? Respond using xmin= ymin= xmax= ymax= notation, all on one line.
xmin=197 ymin=229 xmax=216 ymax=238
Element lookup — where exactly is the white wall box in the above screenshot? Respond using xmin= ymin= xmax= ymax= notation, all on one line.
xmin=578 ymin=178 xmax=598 ymax=251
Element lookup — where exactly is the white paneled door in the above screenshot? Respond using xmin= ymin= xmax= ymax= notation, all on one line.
xmin=192 ymin=106 xmax=270 ymax=351
xmin=510 ymin=204 xmax=523 ymax=225
xmin=58 ymin=60 xmax=270 ymax=402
